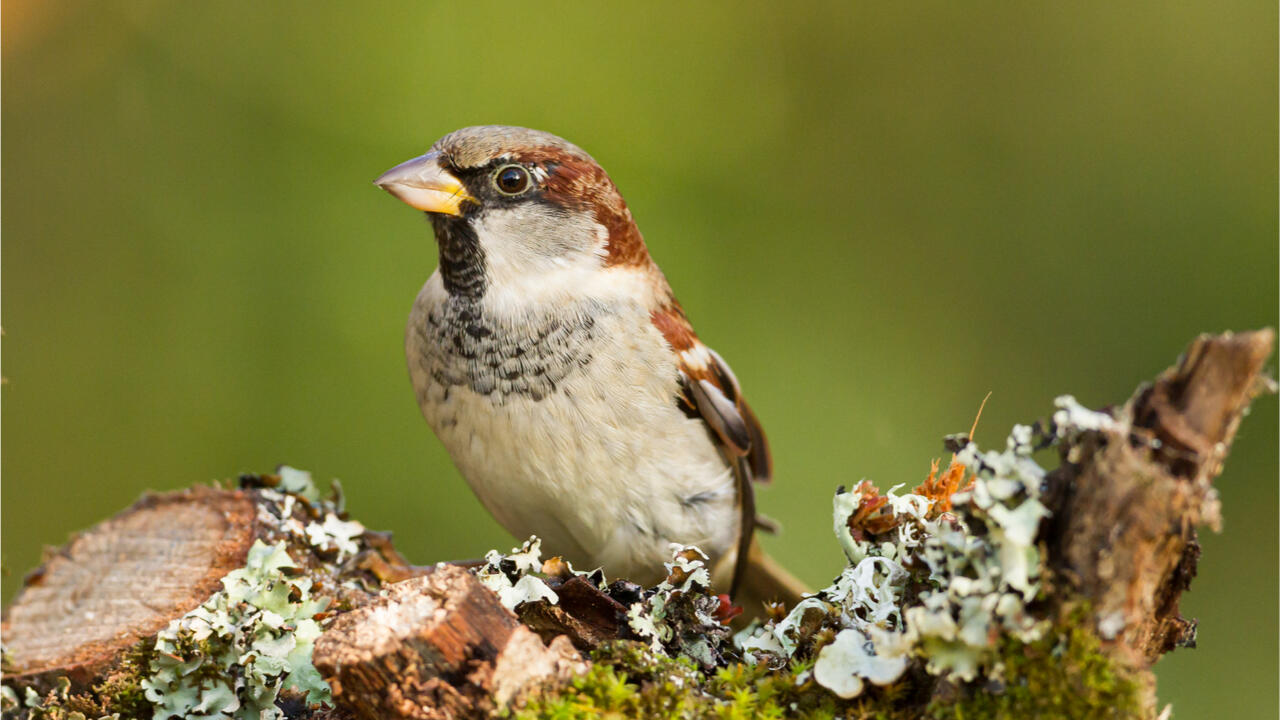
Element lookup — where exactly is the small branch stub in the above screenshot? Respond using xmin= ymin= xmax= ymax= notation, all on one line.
xmin=1047 ymin=329 xmax=1276 ymax=665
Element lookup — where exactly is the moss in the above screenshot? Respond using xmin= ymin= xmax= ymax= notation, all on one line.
xmin=4 ymin=640 xmax=156 ymax=720
xmin=85 ymin=640 xmax=156 ymax=719
xmin=512 ymin=641 xmax=921 ymax=720
xmin=926 ymin=606 xmax=1147 ymax=720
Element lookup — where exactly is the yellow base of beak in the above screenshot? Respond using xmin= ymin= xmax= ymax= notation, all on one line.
xmin=375 ymin=151 xmax=475 ymax=215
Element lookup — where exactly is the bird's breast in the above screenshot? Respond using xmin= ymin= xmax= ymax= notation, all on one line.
xmin=408 ymin=292 xmax=598 ymax=404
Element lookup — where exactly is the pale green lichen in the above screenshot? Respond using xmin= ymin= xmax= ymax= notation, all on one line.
xmin=903 ymin=423 xmax=1052 ymax=682
xmin=275 ymin=466 xmax=325 ymax=504
xmin=476 ymin=537 xmax=562 ymax=610
xmin=302 ymin=513 xmax=365 ymax=563
xmin=6 ymin=403 xmax=1166 ymax=720
xmin=476 ymin=410 xmax=1078 ymax=703
xmin=254 ymin=467 xmax=366 ymax=566
xmin=4 ymin=469 xmax=365 ymax=720
xmin=517 ymin=600 xmax=1149 ymax=720
xmin=139 ymin=540 xmax=331 ymax=719
xmin=513 ymin=392 xmax=1155 ymax=718
xmin=622 ymin=545 xmax=727 ymax=669
xmin=736 ymin=536 xmax=914 ymax=696
xmin=476 ymin=538 xmax=728 ymax=670
xmin=811 ymin=626 xmax=912 ymax=699
xmin=1052 ymin=395 xmax=1119 ymax=436
xmin=735 ymin=415 xmax=1063 ymax=696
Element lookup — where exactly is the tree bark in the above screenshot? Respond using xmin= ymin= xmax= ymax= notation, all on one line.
xmin=1045 ymin=329 xmax=1276 ymax=666
xmin=312 ymin=567 xmax=583 ymax=720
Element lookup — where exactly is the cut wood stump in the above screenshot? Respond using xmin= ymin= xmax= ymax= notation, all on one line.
xmin=2 ymin=487 xmax=259 ymax=691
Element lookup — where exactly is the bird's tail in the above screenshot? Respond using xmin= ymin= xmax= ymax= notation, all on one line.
xmin=717 ymin=539 xmax=809 ymax=620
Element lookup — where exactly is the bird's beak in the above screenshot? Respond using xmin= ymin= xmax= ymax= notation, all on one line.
xmin=374 ymin=151 xmax=475 ymax=216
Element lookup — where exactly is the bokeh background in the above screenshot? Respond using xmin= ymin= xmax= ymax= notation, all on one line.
xmin=3 ymin=2 xmax=1275 ymax=715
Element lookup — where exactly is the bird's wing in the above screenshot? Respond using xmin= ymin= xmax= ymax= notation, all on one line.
xmin=650 ymin=302 xmax=771 ymax=598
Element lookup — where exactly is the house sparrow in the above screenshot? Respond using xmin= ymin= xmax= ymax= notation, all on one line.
xmin=376 ymin=125 xmax=805 ymax=606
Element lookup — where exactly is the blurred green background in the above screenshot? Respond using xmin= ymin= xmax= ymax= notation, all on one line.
xmin=3 ymin=2 xmax=1275 ymax=715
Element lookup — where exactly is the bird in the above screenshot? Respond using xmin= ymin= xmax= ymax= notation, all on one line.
xmin=376 ymin=125 xmax=806 ymax=609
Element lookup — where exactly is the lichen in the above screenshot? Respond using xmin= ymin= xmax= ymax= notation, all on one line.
xmin=7 ymin=397 xmax=1168 ymax=720
xmin=245 ymin=466 xmax=413 ymax=603
xmin=250 ymin=467 xmax=366 ymax=567
xmin=139 ymin=540 xmax=331 ymax=719
xmin=476 ymin=537 xmax=563 ymax=610
xmin=900 ymin=422 xmax=1053 ymax=682
xmin=274 ymin=466 xmax=325 ymax=504
xmin=733 ymin=419 xmax=1055 ymax=696
xmin=515 ymin=607 xmax=1146 ymax=720
xmin=510 ymin=397 xmax=1159 ymax=718
xmin=0 ymin=685 xmax=18 ymax=715
xmin=622 ymin=545 xmax=728 ymax=670
xmin=3 ymin=468 xmax=418 ymax=720
xmin=812 ymin=627 xmax=911 ymax=699
xmin=475 ymin=539 xmax=729 ymax=670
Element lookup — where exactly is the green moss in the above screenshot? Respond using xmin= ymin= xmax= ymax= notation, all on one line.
xmin=926 ymin=606 xmax=1148 ymax=720
xmin=512 ymin=641 xmax=918 ymax=720
xmin=3 ymin=641 xmax=156 ymax=720
xmin=84 ymin=640 xmax=156 ymax=719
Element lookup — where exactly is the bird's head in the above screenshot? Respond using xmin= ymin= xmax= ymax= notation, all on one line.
xmin=376 ymin=126 xmax=651 ymax=298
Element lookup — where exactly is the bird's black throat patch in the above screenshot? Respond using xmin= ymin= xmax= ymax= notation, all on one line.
xmin=429 ymin=215 xmax=486 ymax=300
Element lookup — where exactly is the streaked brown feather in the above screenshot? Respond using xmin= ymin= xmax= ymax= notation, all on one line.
xmin=688 ymin=376 xmax=751 ymax=451
xmin=649 ymin=302 xmax=771 ymax=597
xmin=739 ymin=397 xmax=772 ymax=484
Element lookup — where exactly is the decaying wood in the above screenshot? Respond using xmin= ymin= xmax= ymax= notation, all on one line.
xmin=1046 ymin=329 xmax=1276 ymax=665
xmin=515 ymin=569 xmax=632 ymax=651
xmin=312 ymin=566 xmax=584 ymax=720
xmin=1 ymin=487 xmax=259 ymax=690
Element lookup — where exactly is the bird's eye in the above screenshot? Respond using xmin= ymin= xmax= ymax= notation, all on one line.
xmin=494 ymin=165 xmax=531 ymax=195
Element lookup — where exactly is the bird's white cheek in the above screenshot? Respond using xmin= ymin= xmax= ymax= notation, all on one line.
xmin=470 ymin=207 xmax=610 ymax=307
